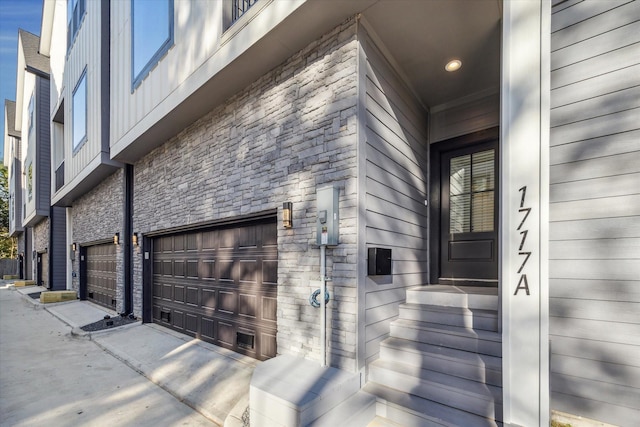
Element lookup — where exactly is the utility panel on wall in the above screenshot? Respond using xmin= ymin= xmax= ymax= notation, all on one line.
xmin=316 ymin=185 xmax=339 ymax=246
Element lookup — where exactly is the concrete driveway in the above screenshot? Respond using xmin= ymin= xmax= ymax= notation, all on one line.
xmin=0 ymin=284 xmax=255 ymax=427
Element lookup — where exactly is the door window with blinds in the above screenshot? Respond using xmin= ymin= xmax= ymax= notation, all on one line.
xmin=449 ymin=149 xmax=495 ymax=233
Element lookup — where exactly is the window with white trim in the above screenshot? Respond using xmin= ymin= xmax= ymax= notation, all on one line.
xmin=131 ymin=0 xmax=174 ymax=90
xmin=67 ymin=0 xmax=86 ymax=48
xmin=72 ymin=71 xmax=87 ymax=151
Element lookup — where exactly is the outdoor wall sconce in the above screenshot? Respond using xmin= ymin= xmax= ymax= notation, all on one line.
xmin=71 ymin=242 xmax=77 ymax=252
xmin=113 ymin=233 xmax=120 ymax=245
xmin=283 ymin=202 xmax=293 ymax=228
xmin=132 ymin=232 xmax=139 ymax=246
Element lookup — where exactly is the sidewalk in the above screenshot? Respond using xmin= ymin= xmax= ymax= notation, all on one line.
xmin=5 ymin=282 xmax=256 ymax=427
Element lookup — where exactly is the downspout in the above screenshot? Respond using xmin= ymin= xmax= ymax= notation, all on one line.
xmin=320 ymin=244 xmax=327 ymax=367
xmin=122 ymin=164 xmax=133 ymax=315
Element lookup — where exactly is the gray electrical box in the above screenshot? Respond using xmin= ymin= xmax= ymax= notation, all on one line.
xmin=316 ymin=185 xmax=339 ymax=246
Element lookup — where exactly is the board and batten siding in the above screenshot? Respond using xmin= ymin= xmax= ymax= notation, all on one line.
xmin=359 ymin=25 xmax=429 ymax=368
xmin=36 ymin=77 xmax=51 ymax=216
xmin=62 ymin=0 xmax=108 ymax=185
xmin=549 ymin=1 xmax=640 ymax=425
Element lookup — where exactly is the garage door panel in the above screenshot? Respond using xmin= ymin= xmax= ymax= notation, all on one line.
xmin=86 ymin=243 xmax=117 ymax=310
xmin=186 ymin=313 xmax=198 ymax=334
xmin=240 ymin=260 xmax=257 ymax=282
xmin=152 ymin=219 xmax=278 ymax=360
xmin=202 ymin=288 xmax=216 ymax=309
xmin=219 ymin=291 xmax=236 ymax=313
xmin=187 ymin=261 xmax=199 ymax=278
xmin=202 ymin=317 xmax=215 ymax=340
xmin=201 ymin=260 xmax=215 ymax=279
xmin=174 ymin=285 xmax=185 ymax=303
xmin=186 ymin=287 xmax=199 ymax=306
xmin=262 ymin=296 xmax=277 ymax=322
xmin=218 ymin=322 xmax=234 ymax=346
xmin=263 ymin=260 xmax=278 ymax=284
xmin=239 ymin=293 xmax=257 ymax=318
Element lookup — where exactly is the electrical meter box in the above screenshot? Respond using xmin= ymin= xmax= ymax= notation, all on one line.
xmin=316 ymin=185 xmax=339 ymax=246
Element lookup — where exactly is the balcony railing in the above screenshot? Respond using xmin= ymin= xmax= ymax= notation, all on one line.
xmin=55 ymin=162 xmax=65 ymax=192
xmin=232 ymin=0 xmax=258 ymax=23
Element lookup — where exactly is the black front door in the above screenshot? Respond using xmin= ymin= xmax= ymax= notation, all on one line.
xmin=439 ymin=139 xmax=498 ymax=285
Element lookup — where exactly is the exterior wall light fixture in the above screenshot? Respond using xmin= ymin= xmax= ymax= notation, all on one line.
xmin=132 ymin=232 xmax=139 ymax=246
xmin=71 ymin=242 xmax=77 ymax=252
xmin=113 ymin=232 xmax=120 ymax=245
xmin=283 ymin=202 xmax=293 ymax=228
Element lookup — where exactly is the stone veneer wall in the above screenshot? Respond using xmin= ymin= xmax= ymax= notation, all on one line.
xmin=132 ymin=19 xmax=360 ymax=370
xmin=71 ymin=169 xmax=124 ymax=311
xmin=33 ymin=219 xmax=49 ymax=286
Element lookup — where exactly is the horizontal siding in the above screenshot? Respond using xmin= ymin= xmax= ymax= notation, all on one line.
xmin=429 ymin=91 xmax=499 ymax=143
xmin=550 ymin=129 xmax=640 ymax=164
xmin=550 ymin=278 xmax=640 ymax=302
xmin=550 ymin=217 xmax=640 ymax=240
xmin=361 ymin=27 xmax=429 ymax=366
xmin=550 ymin=1 xmax=640 ymax=425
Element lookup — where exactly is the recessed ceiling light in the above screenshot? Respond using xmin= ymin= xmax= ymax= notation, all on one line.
xmin=445 ymin=59 xmax=462 ymax=72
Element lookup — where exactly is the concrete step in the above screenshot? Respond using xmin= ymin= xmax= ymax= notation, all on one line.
xmin=406 ymin=286 xmax=498 ymax=310
xmin=399 ymin=303 xmax=498 ymax=332
xmin=390 ymin=318 xmax=502 ymax=357
xmin=308 ymin=390 xmax=377 ymax=427
xmin=369 ymin=359 xmax=502 ymax=420
xmin=364 ymin=382 xmax=501 ymax=427
xmin=380 ymin=337 xmax=502 ymax=387
xmin=40 ymin=291 xmax=77 ymax=304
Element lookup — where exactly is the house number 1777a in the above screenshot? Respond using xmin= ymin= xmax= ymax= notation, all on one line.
xmin=514 ymin=186 xmax=531 ymax=296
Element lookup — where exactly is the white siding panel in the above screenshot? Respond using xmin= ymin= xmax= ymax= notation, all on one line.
xmin=550 ymin=107 xmax=640 ymax=145
xmin=551 ymin=0 xmax=633 ymax=33
xmin=361 ymin=25 xmax=429 ymax=367
xmin=429 ymin=92 xmax=499 ymax=143
xmin=551 ymin=64 xmax=640 ymax=109
xmin=550 ymin=217 xmax=640 ymax=240
xmin=550 ymin=85 xmax=640 ymax=127
xmin=550 ymin=129 xmax=640 ymax=164
xmin=550 ymin=194 xmax=640 ymax=221
xmin=550 ymin=259 xmax=640 ymax=281
xmin=552 ymin=0 xmax=640 ymax=50
xmin=64 ymin=0 xmax=104 ymax=182
xmin=550 ymin=316 xmax=640 ymax=345
xmin=551 ymin=43 xmax=640 ymax=90
xmin=550 ymin=278 xmax=640 ymax=302
xmin=550 ymin=151 xmax=640 ymax=182
xmin=551 ymin=21 xmax=640 ymax=70
xmin=550 ymin=172 xmax=640 ymax=202
xmin=550 ymin=298 xmax=639 ymax=324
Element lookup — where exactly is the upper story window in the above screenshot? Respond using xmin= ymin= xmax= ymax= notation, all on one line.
xmin=67 ymin=0 xmax=86 ymax=49
xmin=72 ymin=70 xmax=87 ymax=152
xmin=233 ymin=0 xmax=258 ymax=23
xmin=131 ymin=0 xmax=174 ymax=90
xmin=223 ymin=0 xmax=259 ymax=31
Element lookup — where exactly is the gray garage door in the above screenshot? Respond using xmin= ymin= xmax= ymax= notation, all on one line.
xmin=152 ymin=219 xmax=278 ymax=361
xmin=86 ymin=243 xmax=117 ymax=310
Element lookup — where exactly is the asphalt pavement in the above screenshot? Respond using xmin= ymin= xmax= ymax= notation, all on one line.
xmin=0 ymin=283 xmax=256 ymax=427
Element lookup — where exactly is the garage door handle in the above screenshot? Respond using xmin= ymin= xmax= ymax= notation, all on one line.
xmin=160 ymin=310 xmax=171 ymax=323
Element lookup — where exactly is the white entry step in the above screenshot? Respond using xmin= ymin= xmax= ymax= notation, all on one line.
xmin=406 ymin=285 xmax=498 ymax=311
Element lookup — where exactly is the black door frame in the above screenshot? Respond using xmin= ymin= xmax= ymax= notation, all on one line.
xmin=429 ymin=127 xmax=499 ymax=285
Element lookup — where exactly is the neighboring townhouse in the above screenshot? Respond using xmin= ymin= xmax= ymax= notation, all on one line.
xmin=13 ymin=29 xmax=67 ymax=289
xmin=41 ymin=0 xmax=123 ymax=307
xmin=3 ymin=100 xmax=28 ymax=278
xmin=35 ymin=0 xmax=638 ymax=426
